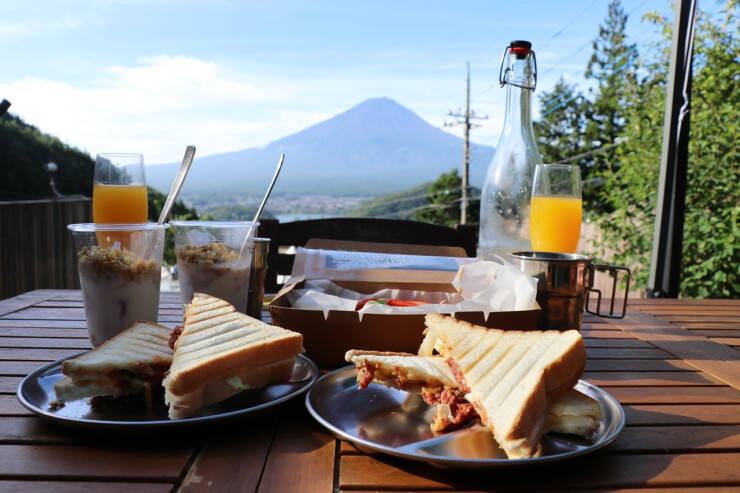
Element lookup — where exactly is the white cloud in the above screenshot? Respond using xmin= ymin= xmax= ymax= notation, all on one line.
xmin=0 ymin=56 xmax=331 ymax=163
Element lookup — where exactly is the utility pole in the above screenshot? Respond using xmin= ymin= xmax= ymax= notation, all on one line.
xmin=445 ymin=63 xmax=486 ymax=224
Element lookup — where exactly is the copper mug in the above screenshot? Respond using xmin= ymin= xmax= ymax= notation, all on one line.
xmin=508 ymin=251 xmax=630 ymax=330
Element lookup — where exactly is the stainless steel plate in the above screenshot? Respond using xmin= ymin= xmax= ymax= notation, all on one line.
xmin=306 ymin=365 xmax=625 ymax=468
xmin=18 ymin=353 xmax=318 ymax=431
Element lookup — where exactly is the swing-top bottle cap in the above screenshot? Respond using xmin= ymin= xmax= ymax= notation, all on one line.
xmin=510 ymin=40 xmax=532 ymax=58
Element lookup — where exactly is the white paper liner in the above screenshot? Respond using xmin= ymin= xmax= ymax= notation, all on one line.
xmin=286 ymin=258 xmax=537 ymax=321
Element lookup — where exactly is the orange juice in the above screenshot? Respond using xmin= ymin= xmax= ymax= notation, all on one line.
xmin=93 ymin=184 xmax=148 ymax=223
xmin=530 ymin=196 xmax=582 ymax=253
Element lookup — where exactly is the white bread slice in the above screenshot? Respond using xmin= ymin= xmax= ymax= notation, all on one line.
xmin=165 ymin=357 xmax=296 ymax=419
xmin=163 ymin=293 xmax=303 ymax=418
xmin=345 ymin=350 xmax=457 ymax=391
xmin=54 ymin=321 xmax=173 ymax=402
xmin=546 ymin=388 xmax=603 ymax=438
xmin=421 ymin=313 xmax=585 ymax=458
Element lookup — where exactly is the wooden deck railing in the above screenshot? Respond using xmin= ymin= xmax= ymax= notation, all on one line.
xmin=0 ymin=197 xmax=91 ymax=299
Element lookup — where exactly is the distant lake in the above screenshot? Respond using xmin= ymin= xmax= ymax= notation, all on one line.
xmin=275 ymin=213 xmax=337 ymax=222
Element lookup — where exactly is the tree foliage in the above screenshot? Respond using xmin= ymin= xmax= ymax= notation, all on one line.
xmin=0 ymin=113 xmax=94 ymax=199
xmin=412 ymin=169 xmax=479 ymax=227
xmin=596 ymin=4 xmax=740 ymax=298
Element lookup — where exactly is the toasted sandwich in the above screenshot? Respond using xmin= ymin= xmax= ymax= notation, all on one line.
xmin=53 ymin=321 xmax=174 ymax=403
xmin=163 ymin=293 xmax=304 ymax=419
xmin=345 ymin=349 xmax=601 ymax=438
xmin=419 ymin=313 xmax=586 ymax=458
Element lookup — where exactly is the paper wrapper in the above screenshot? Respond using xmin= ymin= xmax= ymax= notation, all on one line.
xmin=286 ymin=258 xmax=537 ymax=321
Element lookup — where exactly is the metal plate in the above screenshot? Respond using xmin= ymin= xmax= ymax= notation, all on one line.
xmin=306 ymin=365 xmax=625 ymax=468
xmin=17 ymin=353 xmax=318 ymax=431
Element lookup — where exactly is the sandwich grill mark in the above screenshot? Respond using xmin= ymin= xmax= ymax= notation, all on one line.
xmin=174 ymin=332 xmax=288 ymax=367
xmin=176 ymin=324 xmax=275 ymax=358
xmin=179 ymin=319 xmax=264 ymax=348
xmin=189 ymin=305 xmax=234 ymax=323
xmin=184 ymin=313 xmax=243 ymax=336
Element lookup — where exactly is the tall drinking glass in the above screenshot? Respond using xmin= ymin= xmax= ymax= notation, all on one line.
xmin=93 ymin=153 xmax=148 ymax=224
xmin=530 ymin=164 xmax=582 ymax=253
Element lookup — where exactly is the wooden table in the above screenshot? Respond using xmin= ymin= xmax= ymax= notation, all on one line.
xmin=0 ymin=290 xmax=738 ymax=492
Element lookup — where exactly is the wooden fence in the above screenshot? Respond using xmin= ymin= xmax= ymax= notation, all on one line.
xmin=0 ymin=197 xmax=91 ymax=300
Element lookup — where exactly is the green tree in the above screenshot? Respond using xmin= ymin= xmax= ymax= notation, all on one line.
xmin=0 ymin=113 xmax=94 ymax=199
xmin=148 ymin=187 xmax=203 ymax=266
xmin=597 ymin=5 xmax=740 ymax=298
xmin=413 ymin=169 xmax=478 ymax=227
xmin=584 ymin=0 xmax=639 ymax=191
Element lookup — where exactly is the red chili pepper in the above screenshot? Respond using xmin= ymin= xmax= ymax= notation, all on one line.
xmin=387 ymin=299 xmax=430 ymax=307
xmin=356 ymin=298 xmax=429 ymax=309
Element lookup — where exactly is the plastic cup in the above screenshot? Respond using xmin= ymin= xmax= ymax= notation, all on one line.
xmin=171 ymin=221 xmax=258 ymax=313
xmin=68 ymin=223 xmax=167 ymax=347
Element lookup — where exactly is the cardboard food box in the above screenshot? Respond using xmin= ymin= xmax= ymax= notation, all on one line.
xmin=270 ymin=239 xmax=539 ymax=368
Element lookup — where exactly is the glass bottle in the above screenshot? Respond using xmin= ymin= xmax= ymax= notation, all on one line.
xmin=478 ymin=40 xmax=542 ymax=259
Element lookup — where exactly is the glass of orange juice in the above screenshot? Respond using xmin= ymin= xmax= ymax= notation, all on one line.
xmin=93 ymin=153 xmax=148 ymax=224
xmin=530 ymin=164 xmax=582 ymax=253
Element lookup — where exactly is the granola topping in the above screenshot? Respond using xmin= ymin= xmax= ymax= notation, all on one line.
xmin=176 ymin=242 xmax=241 ymax=266
xmin=77 ymin=246 xmax=158 ymax=281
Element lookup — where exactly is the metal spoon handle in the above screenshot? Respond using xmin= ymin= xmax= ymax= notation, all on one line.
xmin=252 ymin=153 xmax=285 ymax=224
xmin=158 ymin=145 xmax=196 ymax=225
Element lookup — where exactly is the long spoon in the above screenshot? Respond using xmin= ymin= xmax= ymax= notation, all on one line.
xmin=158 ymin=145 xmax=196 ymax=224
xmin=252 ymin=153 xmax=285 ymax=224
xmin=238 ymin=153 xmax=285 ymax=260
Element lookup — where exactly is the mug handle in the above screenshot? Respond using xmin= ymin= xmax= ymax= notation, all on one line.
xmin=585 ymin=264 xmax=631 ymax=319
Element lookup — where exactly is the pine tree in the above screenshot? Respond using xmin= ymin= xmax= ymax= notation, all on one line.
xmin=584 ymin=0 xmax=639 ymax=178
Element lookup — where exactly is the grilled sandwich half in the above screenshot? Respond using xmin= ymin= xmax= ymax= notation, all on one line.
xmin=420 ymin=313 xmax=586 ymax=459
xmin=345 ymin=349 xmax=601 ymax=438
xmin=163 ymin=293 xmax=304 ymax=419
xmin=54 ymin=321 xmax=174 ymax=403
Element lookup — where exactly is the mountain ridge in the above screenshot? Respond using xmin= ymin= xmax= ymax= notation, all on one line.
xmin=146 ymin=97 xmax=495 ymax=196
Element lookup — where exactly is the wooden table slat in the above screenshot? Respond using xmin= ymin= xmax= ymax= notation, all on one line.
xmin=0 ymin=444 xmax=192 ymax=480
xmin=584 ymin=359 xmax=696 ymax=371
xmin=624 ymin=404 xmax=740 ymax=425
xmin=339 ymin=453 xmax=740 ymax=490
xmin=0 ymin=481 xmax=173 ymax=493
xmin=257 ymin=418 xmax=336 ymax=493
xmin=604 ymin=386 xmax=740 ymax=404
xmin=0 ymin=376 xmax=21 ymax=393
xmin=612 ymin=425 xmax=740 ymax=452
xmin=0 ymin=338 xmax=91 ymax=349
xmin=583 ymin=371 xmax=725 ymax=387
xmin=179 ymin=423 xmax=274 ymax=493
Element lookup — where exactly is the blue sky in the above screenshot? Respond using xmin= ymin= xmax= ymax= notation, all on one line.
xmin=0 ymin=0 xmax=672 ymax=164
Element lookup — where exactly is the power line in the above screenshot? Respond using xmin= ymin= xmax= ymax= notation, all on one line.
xmin=471 ymin=0 xmax=603 ymax=103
